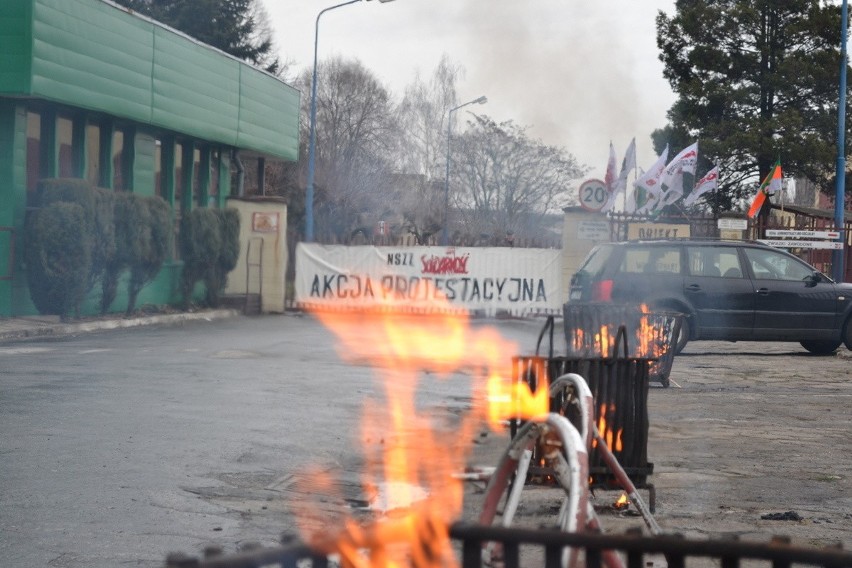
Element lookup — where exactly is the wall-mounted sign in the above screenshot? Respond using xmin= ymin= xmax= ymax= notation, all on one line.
xmin=718 ymin=218 xmax=748 ymax=230
xmin=758 ymin=239 xmax=844 ymax=250
xmin=576 ymin=220 xmax=610 ymax=241
xmin=252 ymin=212 xmax=279 ymax=233
xmin=765 ymin=229 xmax=840 ymax=240
xmin=627 ymin=223 xmax=691 ymax=240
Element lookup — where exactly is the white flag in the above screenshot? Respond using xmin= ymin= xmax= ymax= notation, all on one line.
xmin=626 ymin=144 xmax=669 ymax=213
xmin=657 ymin=142 xmax=699 ymax=208
xmin=683 ymin=165 xmax=719 ymax=206
xmin=602 ymin=138 xmax=636 ymax=212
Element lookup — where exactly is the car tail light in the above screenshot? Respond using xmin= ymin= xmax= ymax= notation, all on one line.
xmin=592 ymin=279 xmax=613 ymax=301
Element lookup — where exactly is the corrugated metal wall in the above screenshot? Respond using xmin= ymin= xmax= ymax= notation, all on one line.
xmin=4 ymin=0 xmax=299 ymax=161
xmin=0 ymin=1 xmax=32 ymax=94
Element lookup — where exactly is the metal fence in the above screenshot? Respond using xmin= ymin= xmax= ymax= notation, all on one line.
xmin=165 ymin=524 xmax=852 ymax=568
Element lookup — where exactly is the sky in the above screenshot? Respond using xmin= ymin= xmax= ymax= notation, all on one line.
xmin=262 ymin=0 xmax=678 ymax=188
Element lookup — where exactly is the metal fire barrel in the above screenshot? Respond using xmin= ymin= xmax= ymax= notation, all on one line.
xmin=512 ymin=353 xmax=654 ymax=489
xmin=563 ymin=303 xmax=682 ymax=386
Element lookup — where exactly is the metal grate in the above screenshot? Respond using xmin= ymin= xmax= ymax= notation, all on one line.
xmin=166 ymin=525 xmax=852 ymax=568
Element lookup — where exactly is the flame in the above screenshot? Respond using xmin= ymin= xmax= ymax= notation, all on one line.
xmin=593 ymin=403 xmax=623 ymax=452
xmin=294 ymin=283 xmax=547 ymax=567
xmin=614 ymin=492 xmax=630 ymax=509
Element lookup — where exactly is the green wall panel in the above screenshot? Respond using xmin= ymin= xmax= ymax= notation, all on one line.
xmin=0 ymin=1 xmax=32 ymax=94
xmin=30 ymin=0 xmax=153 ymax=123
xmin=151 ymin=26 xmax=241 ymax=145
xmin=237 ymin=66 xmax=300 ymax=161
xmin=5 ymin=0 xmax=300 ymax=161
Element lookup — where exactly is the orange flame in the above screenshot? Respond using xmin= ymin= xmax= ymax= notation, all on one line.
xmin=294 ymin=283 xmax=547 ymax=567
xmin=593 ymin=403 xmax=623 ymax=452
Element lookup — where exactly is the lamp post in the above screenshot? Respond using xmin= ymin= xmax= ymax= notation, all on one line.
xmin=833 ymin=0 xmax=848 ymax=281
xmin=442 ymin=95 xmax=487 ymax=246
xmin=305 ymin=0 xmax=395 ymax=243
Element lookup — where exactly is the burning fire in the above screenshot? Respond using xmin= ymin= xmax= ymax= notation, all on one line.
xmin=593 ymin=403 xmax=623 ymax=452
xmin=294 ymin=285 xmax=549 ymax=567
xmin=570 ymin=304 xmax=668 ymax=360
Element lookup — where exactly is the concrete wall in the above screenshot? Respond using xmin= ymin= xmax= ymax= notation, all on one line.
xmin=224 ymin=197 xmax=288 ymax=313
xmin=561 ymin=207 xmax=611 ymax=304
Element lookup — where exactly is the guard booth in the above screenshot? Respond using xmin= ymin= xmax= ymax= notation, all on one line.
xmin=0 ymin=0 xmax=300 ymax=317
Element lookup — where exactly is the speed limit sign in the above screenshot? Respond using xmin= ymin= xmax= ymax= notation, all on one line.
xmin=578 ymin=179 xmax=609 ymax=212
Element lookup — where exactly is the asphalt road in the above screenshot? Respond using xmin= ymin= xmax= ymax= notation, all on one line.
xmin=0 ymin=313 xmax=546 ymax=567
xmin=2 ymin=313 xmax=851 ymax=567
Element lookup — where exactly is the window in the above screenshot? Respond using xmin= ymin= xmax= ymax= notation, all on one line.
xmin=621 ymin=246 xmax=681 ymax=274
xmin=744 ymin=247 xmax=814 ymax=281
xmin=192 ymin=148 xmax=201 ymax=205
xmin=112 ymin=129 xmax=125 ymax=190
xmin=154 ymin=139 xmax=162 ymax=198
xmin=687 ymin=247 xmax=743 ymax=278
xmin=57 ymin=116 xmax=74 ymax=178
xmin=209 ymin=149 xmax=220 ymax=201
xmin=26 ymin=111 xmax=41 ymax=196
xmin=86 ymin=123 xmax=101 ymax=186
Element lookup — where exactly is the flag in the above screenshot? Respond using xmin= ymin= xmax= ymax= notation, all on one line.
xmin=656 ymin=142 xmax=699 ymax=208
xmin=747 ymin=161 xmax=782 ymax=218
xmin=627 ymin=145 xmax=669 ymax=213
xmin=605 ymin=141 xmax=617 ymax=191
xmin=683 ymin=166 xmax=719 ymax=206
xmin=602 ymin=138 xmax=636 ymax=212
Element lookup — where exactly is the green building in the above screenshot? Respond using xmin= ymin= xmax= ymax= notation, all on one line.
xmin=0 ymin=0 xmax=300 ymax=317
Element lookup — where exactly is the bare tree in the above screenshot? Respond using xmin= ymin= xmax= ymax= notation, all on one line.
xmin=392 ymin=55 xmax=463 ymax=243
xmin=452 ymin=115 xmax=586 ymax=244
xmin=297 ymin=57 xmax=397 ymax=242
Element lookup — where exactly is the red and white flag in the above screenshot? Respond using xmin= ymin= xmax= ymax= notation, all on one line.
xmin=657 ymin=142 xmax=699 ymax=208
xmin=683 ymin=165 xmax=719 ymax=206
xmin=605 ymin=142 xmax=617 ymax=192
xmin=602 ymin=138 xmax=636 ymax=212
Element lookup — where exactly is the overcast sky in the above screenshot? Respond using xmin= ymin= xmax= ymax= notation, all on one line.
xmin=262 ymin=0 xmax=678 ymax=187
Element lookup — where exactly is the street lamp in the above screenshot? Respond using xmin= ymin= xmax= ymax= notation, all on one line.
xmin=305 ymin=0 xmax=395 ymax=242
xmin=442 ymin=95 xmax=487 ymax=246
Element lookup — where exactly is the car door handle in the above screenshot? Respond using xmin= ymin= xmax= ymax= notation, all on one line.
xmin=756 ymin=287 xmax=770 ymax=296
xmin=685 ymin=284 xmax=701 ymax=292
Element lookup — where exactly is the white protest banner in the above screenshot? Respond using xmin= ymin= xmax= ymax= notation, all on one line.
xmin=295 ymin=244 xmax=562 ymax=313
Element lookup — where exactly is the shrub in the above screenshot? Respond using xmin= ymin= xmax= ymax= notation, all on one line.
xmin=179 ymin=207 xmax=240 ymax=308
xmin=126 ymin=195 xmax=171 ymax=315
xmin=36 ymin=179 xmax=114 ymax=293
xmin=102 ymin=192 xmax=172 ymax=315
xmin=24 ymin=202 xmax=92 ymax=320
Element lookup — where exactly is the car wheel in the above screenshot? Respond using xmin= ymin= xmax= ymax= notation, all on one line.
xmin=673 ymin=314 xmax=690 ymax=354
xmin=799 ymin=340 xmax=841 ymax=355
xmin=844 ymin=316 xmax=852 ymax=351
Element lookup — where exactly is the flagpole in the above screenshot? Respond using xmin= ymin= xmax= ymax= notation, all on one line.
xmin=833 ymin=0 xmax=848 ymax=282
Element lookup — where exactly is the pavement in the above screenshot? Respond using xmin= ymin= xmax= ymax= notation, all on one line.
xmin=0 ymin=308 xmax=242 ymax=343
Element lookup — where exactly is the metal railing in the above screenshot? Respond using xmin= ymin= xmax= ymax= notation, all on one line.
xmin=165 ymin=524 xmax=852 ymax=568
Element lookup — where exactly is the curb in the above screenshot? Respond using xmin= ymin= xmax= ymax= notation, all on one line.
xmin=0 ymin=309 xmax=241 ymax=343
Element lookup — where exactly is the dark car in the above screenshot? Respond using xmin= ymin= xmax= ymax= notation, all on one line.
xmin=568 ymin=239 xmax=852 ymax=354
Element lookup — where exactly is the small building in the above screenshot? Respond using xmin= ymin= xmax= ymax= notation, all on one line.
xmin=0 ymin=0 xmax=300 ymax=317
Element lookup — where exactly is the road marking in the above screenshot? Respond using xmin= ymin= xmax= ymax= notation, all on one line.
xmin=0 ymin=347 xmax=54 ymax=356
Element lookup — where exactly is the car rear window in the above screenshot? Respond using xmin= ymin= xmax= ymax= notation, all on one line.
xmin=576 ymin=244 xmax=614 ymax=278
xmin=619 ymin=246 xmax=681 ymax=274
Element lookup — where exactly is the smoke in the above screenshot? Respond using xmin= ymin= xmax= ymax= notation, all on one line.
xmin=455 ymin=0 xmax=675 ymax=172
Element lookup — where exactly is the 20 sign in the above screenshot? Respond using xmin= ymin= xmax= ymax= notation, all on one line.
xmin=578 ymin=179 xmax=608 ymax=212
